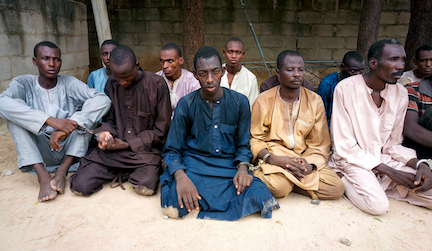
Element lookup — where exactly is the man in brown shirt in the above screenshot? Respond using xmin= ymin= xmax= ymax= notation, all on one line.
xmin=70 ymin=45 xmax=171 ymax=196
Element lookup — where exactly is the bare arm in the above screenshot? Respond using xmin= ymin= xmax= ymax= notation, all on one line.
xmin=404 ymin=110 xmax=432 ymax=148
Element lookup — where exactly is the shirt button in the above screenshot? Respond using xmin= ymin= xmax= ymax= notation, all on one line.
xmin=214 ymin=125 xmax=218 ymax=128
xmin=216 ymin=149 xmax=220 ymax=153
xmin=127 ymin=106 xmax=131 ymax=109
xmin=127 ymin=130 xmax=131 ymax=133
xmin=216 ymin=100 xmax=220 ymax=104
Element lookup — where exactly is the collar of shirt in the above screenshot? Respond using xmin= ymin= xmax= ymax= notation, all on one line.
xmin=419 ymin=78 xmax=432 ymax=98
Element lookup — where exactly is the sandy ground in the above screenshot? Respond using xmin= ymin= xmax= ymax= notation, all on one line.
xmin=0 ymin=123 xmax=431 ymax=251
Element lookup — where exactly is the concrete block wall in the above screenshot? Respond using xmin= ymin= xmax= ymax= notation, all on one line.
xmin=87 ymin=0 xmax=411 ymax=85
xmin=0 ymin=0 xmax=89 ymax=94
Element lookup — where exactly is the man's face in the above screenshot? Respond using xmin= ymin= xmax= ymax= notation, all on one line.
xmin=414 ymin=50 xmax=432 ymax=77
xmin=373 ymin=44 xmax=405 ymax=84
xmin=341 ymin=59 xmax=364 ymax=79
xmin=33 ymin=46 xmax=62 ymax=79
xmin=110 ymin=61 xmax=139 ymax=88
xmin=276 ymin=55 xmax=305 ymax=90
xmin=100 ymin=44 xmax=117 ymax=69
xmin=223 ymin=41 xmax=245 ymax=68
xmin=194 ymin=56 xmax=225 ymax=99
xmin=159 ymin=49 xmax=184 ymax=79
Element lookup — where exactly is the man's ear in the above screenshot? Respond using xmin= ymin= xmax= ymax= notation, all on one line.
xmin=135 ymin=62 xmax=140 ymax=69
xmin=413 ymin=58 xmax=418 ymax=66
xmin=369 ymin=57 xmax=378 ymax=70
xmin=179 ymin=57 xmax=184 ymax=66
xmin=276 ymin=68 xmax=281 ymax=81
xmin=221 ymin=65 xmax=226 ymax=77
xmin=241 ymin=51 xmax=245 ymax=59
xmin=340 ymin=63 xmax=345 ymax=71
xmin=33 ymin=57 xmax=37 ymax=66
xmin=193 ymin=70 xmax=198 ymax=80
xmin=222 ymin=49 xmax=227 ymax=58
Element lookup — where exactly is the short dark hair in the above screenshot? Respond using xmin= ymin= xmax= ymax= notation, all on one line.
xmin=342 ymin=51 xmax=364 ymax=64
xmin=415 ymin=44 xmax=432 ymax=60
xmin=34 ymin=41 xmax=60 ymax=58
xmin=276 ymin=50 xmax=302 ymax=69
xmin=193 ymin=46 xmax=222 ymax=70
xmin=161 ymin=43 xmax=182 ymax=57
xmin=225 ymin=37 xmax=244 ymax=49
xmin=110 ymin=45 xmax=136 ymax=68
xmin=101 ymin=39 xmax=119 ymax=47
xmin=368 ymin=39 xmax=402 ymax=61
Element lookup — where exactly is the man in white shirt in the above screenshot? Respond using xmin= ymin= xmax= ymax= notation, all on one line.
xmin=221 ymin=37 xmax=258 ymax=109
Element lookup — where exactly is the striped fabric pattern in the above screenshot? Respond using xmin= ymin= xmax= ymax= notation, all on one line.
xmin=406 ymin=81 xmax=432 ymax=117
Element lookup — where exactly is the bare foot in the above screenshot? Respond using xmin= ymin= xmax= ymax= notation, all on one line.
xmin=132 ymin=185 xmax=154 ymax=196
xmin=50 ymin=174 xmax=66 ymax=194
xmin=39 ymin=179 xmax=57 ymax=202
xmin=162 ymin=206 xmax=179 ymax=219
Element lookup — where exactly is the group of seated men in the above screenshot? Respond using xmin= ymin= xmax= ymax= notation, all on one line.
xmin=0 ymin=37 xmax=432 ymax=221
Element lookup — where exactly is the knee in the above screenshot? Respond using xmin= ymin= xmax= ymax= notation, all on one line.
xmin=69 ymin=173 xmax=99 ymax=197
xmin=364 ymin=197 xmax=389 ymax=215
xmin=129 ymin=170 xmax=159 ymax=191
xmin=266 ymin=178 xmax=292 ymax=198
xmin=320 ymin=178 xmax=345 ymax=200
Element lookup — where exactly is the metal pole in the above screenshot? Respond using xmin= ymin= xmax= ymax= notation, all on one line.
xmin=239 ymin=0 xmax=271 ymax=77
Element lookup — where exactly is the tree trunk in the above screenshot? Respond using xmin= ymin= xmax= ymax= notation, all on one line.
xmin=357 ymin=0 xmax=383 ymax=71
xmin=182 ymin=0 xmax=204 ymax=71
xmin=404 ymin=0 xmax=432 ymax=70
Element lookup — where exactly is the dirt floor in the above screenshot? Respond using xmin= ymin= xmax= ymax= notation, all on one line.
xmin=0 ymin=122 xmax=431 ymax=251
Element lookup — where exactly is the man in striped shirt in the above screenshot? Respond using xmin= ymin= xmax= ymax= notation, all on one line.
xmin=404 ymin=76 xmax=432 ymax=159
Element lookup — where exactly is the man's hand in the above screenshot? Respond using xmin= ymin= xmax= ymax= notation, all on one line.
xmin=174 ymin=170 xmax=201 ymax=212
xmin=46 ymin=117 xmax=77 ymax=134
xmin=96 ymin=131 xmax=114 ymax=150
xmin=413 ymin=163 xmax=432 ymax=193
xmin=106 ymin=138 xmax=129 ymax=151
xmin=233 ymin=164 xmax=253 ymax=195
xmin=375 ymin=164 xmax=417 ymax=189
xmin=49 ymin=130 xmax=68 ymax=151
xmin=268 ymin=155 xmax=312 ymax=180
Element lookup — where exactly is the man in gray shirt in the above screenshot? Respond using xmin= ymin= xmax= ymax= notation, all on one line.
xmin=0 ymin=41 xmax=111 ymax=202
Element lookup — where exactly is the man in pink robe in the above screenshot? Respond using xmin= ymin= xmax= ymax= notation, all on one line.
xmin=328 ymin=39 xmax=432 ymax=215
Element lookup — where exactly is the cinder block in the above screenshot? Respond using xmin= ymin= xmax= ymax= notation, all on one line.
xmin=63 ymin=2 xmax=76 ymax=20
xmin=286 ymin=11 xmax=296 ymax=22
xmin=56 ymin=17 xmax=74 ymax=35
xmin=313 ymin=0 xmax=336 ymax=11
xmin=299 ymin=0 xmax=313 ymax=11
xmin=161 ymin=33 xmax=183 ymax=46
xmin=235 ymin=9 xmax=259 ymax=22
xmin=384 ymin=25 xmax=409 ymax=37
xmin=333 ymin=49 xmax=350 ymax=61
xmin=81 ymin=35 xmax=89 ymax=51
xmin=321 ymin=38 xmax=345 ymax=49
xmin=241 ymin=36 xmax=258 ymax=49
xmin=149 ymin=22 xmax=173 ymax=34
xmin=11 ymin=56 xmax=37 ymax=76
xmin=283 ymin=36 xmax=297 ymax=48
xmin=311 ymin=25 xmax=334 ymax=37
xmin=116 ymin=33 xmax=134 ymax=46
xmin=259 ymin=34 xmax=284 ymax=48
xmin=397 ymin=12 xmax=410 ymax=24
xmin=204 ymin=23 xmax=223 ymax=35
xmin=297 ymin=37 xmax=320 ymax=49
xmin=280 ymin=23 xmax=296 ymax=35
xmin=0 ymin=57 xmax=11 ymax=81
xmin=260 ymin=10 xmax=286 ymax=23
xmin=232 ymin=22 xmax=249 ymax=35
xmin=17 ymin=0 xmax=42 ymax=11
xmin=32 ymin=13 xmax=45 ymax=34
xmin=174 ymin=23 xmax=183 ymax=34
xmin=339 ymin=0 xmax=362 ymax=11
xmin=387 ymin=0 xmax=410 ymax=11
xmin=248 ymin=23 xmax=272 ymax=35
xmin=75 ymin=3 xmax=87 ymax=21
xmin=4 ymin=10 xmax=21 ymax=33
xmin=111 ymin=9 xmax=133 ymax=21
xmin=0 ymin=34 xmax=22 ymax=56
xmin=45 ymin=0 xmax=65 ymax=16
xmin=73 ymin=20 xmax=82 ymax=35
xmin=336 ymin=25 xmax=359 ymax=37
xmin=66 ymin=36 xmax=82 ymax=53
xmin=115 ymin=20 xmax=147 ymax=34
xmin=209 ymin=9 xmax=234 ymax=23
xmin=347 ymin=12 xmax=361 ymax=24
xmin=76 ymin=51 xmax=89 ymax=67
xmin=160 ymin=9 xmax=183 ymax=22
xmin=304 ymin=49 xmax=332 ymax=60
xmin=23 ymin=34 xmax=45 ymax=56
xmin=204 ymin=34 xmax=211 ymax=45
xmin=61 ymin=53 xmax=76 ymax=71
xmin=136 ymin=34 xmax=162 ymax=46
xmin=46 ymin=35 xmax=66 ymax=52
xmin=278 ymin=1 xmax=300 ymax=10
xmin=324 ymin=12 xmax=347 ymax=24
xmin=81 ymin=21 xmax=88 ymax=36
xmin=346 ymin=37 xmax=358 ymax=50
xmin=212 ymin=34 xmax=229 ymax=48
xmin=298 ymin=12 xmax=323 ymax=24
xmin=0 ymin=80 xmax=11 ymax=94
xmin=380 ymin=12 xmax=398 ymax=24
xmin=0 ymin=12 xmax=5 ymax=33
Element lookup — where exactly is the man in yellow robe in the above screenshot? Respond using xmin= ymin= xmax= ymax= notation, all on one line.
xmin=250 ymin=50 xmax=344 ymax=200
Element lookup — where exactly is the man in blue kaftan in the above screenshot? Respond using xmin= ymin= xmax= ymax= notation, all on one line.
xmin=160 ymin=46 xmax=279 ymax=221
